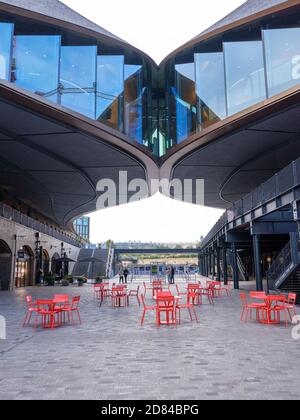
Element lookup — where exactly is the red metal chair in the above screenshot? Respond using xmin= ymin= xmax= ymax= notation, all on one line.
xmin=143 ymin=282 xmax=153 ymax=297
xmin=127 ymin=286 xmax=140 ymax=306
xmin=140 ymin=294 xmax=156 ymax=326
xmin=200 ymin=284 xmax=214 ymax=305
xmin=152 ymin=280 xmax=163 ymax=298
xmin=187 ymin=284 xmax=202 ymax=306
xmin=61 ymin=296 xmax=81 ymax=325
xmin=22 ymin=296 xmax=39 ymax=327
xmin=176 ymin=292 xmax=199 ymax=324
xmin=284 ymin=293 xmax=298 ymax=321
xmin=240 ymin=293 xmax=265 ymax=322
xmin=111 ymin=287 xmax=127 ymax=308
xmin=156 ymin=296 xmax=176 ymax=326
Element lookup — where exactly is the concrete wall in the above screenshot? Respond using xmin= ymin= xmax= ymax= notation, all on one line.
xmin=0 ymin=216 xmax=81 ymax=290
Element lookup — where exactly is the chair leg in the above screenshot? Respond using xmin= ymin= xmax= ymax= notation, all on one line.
xmin=141 ymin=310 xmax=146 ymax=326
xmin=193 ymin=307 xmax=199 ymax=323
xmin=22 ymin=312 xmax=29 ymax=327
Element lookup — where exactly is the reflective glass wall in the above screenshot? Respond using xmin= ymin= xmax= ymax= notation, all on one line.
xmin=0 ymin=16 xmax=149 ymax=148
xmin=0 ymin=22 xmax=13 ymax=81
xmin=168 ymin=23 xmax=300 ymax=146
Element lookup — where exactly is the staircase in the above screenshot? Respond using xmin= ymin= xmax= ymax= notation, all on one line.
xmin=72 ymin=248 xmax=109 ymax=279
xmin=106 ymin=246 xmax=114 ymax=279
xmin=267 ymin=232 xmax=300 ymax=302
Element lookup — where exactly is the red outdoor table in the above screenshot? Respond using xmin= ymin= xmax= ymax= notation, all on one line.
xmin=254 ymin=295 xmax=283 ymax=325
xmin=37 ymin=299 xmax=62 ymax=329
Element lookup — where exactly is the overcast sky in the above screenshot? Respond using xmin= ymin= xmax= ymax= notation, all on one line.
xmin=62 ymin=0 xmax=245 ymax=243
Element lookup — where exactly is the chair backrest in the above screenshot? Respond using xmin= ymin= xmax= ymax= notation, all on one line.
xmin=156 ymin=296 xmax=175 ymax=309
xmin=54 ymin=294 xmax=69 ymax=302
xmin=141 ymin=294 xmax=147 ymax=309
xmin=288 ymin=293 xmax=297 ymax=305
xmin=71 ymin=296 xmax=80 ymax=309
xmin=25 ymin=296 xmax=33 ymax=307
xmin=240 ymin=293 xmax=247 ymax=305
xmin=250 ymin=292 xmax=266 ymax=299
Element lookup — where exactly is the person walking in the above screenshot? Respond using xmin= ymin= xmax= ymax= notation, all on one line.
xmin=119 ymin=267 xmax=124 ymax=284
xmin=166 ymin=267 xmax=171 ymax=284
xmin=123 ymin=268 xmax=129 ymax=284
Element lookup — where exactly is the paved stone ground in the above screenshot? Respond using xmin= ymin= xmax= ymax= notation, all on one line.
xmin=0 ymin=277 xmax=299 ymax=400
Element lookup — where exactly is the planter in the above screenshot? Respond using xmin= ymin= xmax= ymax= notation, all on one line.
xmin=61 ymin=280 xmax=69 ymax=287
xmin=77 ymin=280 xmax=84 ymax=287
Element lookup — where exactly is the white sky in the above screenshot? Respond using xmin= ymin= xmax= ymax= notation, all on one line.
xmin=62 ymin=0 xmax=245 ymax=243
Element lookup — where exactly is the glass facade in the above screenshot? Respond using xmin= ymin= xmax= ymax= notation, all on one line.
xmin=124 ymin=64 xmax=143 ymax=143
xmin=60 ymin=46 xmax=97 ymax=119
xmin=96 ymin=55 xmax=124 ymax=131
xmin=13 ymin=35 xmax=61 ymax=101
xmin=173 ymin=63 xmax=196 ymax=143
xmin=224 ymin=41 xmax=266 ymax=115
xmin=195 ymin=52 xmax=226 ymax=128
xmin=73 ymin=217 xmax=90 ymax=241
xmin=2 ymin=14 xmax=300 ymax=154
xmin=0 ymin=23 xmax=13 ymax=81
xmin=263 ymin=28 xmax=300 ymax=97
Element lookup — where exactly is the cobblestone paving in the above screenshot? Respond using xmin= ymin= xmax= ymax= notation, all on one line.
xmin=0 ymin=278 xmax=299 ymax=400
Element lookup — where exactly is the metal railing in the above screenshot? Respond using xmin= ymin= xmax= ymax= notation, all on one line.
xmin=0 ymin=201 xmax=82 ymax=248
xmin=267 ymin=241 xmax=294 ymax=291
xmin=202 ymin=159 xmax=300 ymax=248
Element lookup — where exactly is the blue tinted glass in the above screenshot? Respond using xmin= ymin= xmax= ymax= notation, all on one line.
xmin=195 ymin=52 xmax=226 ymax=127
xmin=0 ymin=23 xmax=13 ymax=81
xmin=60 ymin=46 xmax=97 ymax=119
xmin=263 ymin=28 xmax=300 ymax=97
xmin=174 ymin=63 xmax=196 ymax=143
xmin=124 ymin=64 xmax=143 ymax=143
xmin=14 ymin=35 xmax=60 ymax=102
xmin=96 ymin=55 xmax=124 ymax=129
xmin=224 ymin=41 xmax=266 ymax=115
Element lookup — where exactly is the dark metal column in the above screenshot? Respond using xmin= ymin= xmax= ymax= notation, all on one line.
xmin=212 ymin=248 xmax=216 ymax=279
xmin=231 ymin=243 xmax=239 ymax=290
xmin=216 ymin=247 xmax=221 ymax=281
xmin=222 ymin=246 xmax=228 ymax=285
xmin=253 ymin=234 xmax=263 ymax=292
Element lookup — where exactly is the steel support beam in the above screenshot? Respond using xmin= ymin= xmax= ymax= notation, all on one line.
xmin=222 ymin=246 xmax=228 ymax=285
xmin=231 ymin=243 xmax=239 ymax=290
xmin=253 ymin=234 xmax=263 ymax=291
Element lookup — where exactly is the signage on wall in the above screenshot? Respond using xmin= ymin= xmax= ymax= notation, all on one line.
xmin=17 ymin=251 xmax=26 ymax=261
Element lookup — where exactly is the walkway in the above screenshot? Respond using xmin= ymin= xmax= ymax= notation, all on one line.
xmin=0 ymin=278 xmax=299 ymax=400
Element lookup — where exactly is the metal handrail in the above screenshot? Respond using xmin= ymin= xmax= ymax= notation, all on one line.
xmin=201 ymin=159 xmax=300 ymax=248
xmin=0 ymin=201 xmax=82 ymax=248
xmin=267 ymin=241 xmax=294 ymax=290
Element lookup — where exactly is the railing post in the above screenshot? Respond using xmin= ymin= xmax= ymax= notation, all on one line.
xmin=253 ymin=234 xmax=263 ymax=292
xmin=290 ymin=232 xmax=299 ymax=265
xmin=231 ymin=243 xmax=239 ymax=290
xmin=223 ymin=246 xmax=228 ymax=285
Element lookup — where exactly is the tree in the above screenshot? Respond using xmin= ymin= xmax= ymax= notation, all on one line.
xmin=106 ymin=239 xmax=115 ymax=250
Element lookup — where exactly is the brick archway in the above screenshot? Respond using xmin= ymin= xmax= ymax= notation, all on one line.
xmin=0 ymin=240 xmax=12 ymax=291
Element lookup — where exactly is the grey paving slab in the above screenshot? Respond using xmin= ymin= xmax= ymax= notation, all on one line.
xmin=0 ymin=277 xmax=299 ymax=400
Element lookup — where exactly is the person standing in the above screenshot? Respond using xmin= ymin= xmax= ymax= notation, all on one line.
xmin=119 ymin=267 xmax=124 ymax=284
xmin=123 ymin=268 xmax=129 ymax=284
xmin=170 ymin=266 xmax=175 ymax=285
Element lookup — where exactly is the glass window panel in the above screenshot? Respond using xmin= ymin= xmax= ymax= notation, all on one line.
xmin=174 ymin=63 xmax=196 ymax=143
xmin=195 ymin=52 xmax=226 ymax=128
xmin=96 ymin=55 xmax=124 ymax=130
xmin=224 ymin=41 xmax=266 ymax=116
xmin=263 ymin=28 xmax=300 ymax=97
xmin=13 ymin=35 xmax=60 ymax=102
xmin=60 ymin=46 xmax=97 ymax=119
xmin=0 ymin=23 xmax=13 ymax=81
xmin=124 ymin=64 xmax=143 ymax=143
